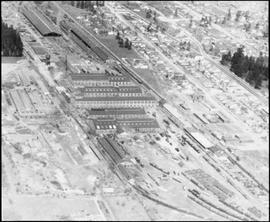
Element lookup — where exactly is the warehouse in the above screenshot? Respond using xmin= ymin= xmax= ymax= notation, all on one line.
xmin=77 ymin=85 xmax=143 ymax=97
xmin=87 ymin=108 xmax=146 ymax=119
xmin=75 ymin=96 xmax=157 ymax=108
xmin=22 ymin=6 xmax=61 ymax=37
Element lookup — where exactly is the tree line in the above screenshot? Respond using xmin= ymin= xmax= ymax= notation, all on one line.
xmin=2 ymin=18 xmax=23 ymax=57
xmin=220 ymin=47 xmax=268 ymax=89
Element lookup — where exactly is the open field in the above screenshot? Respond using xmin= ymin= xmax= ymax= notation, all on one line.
xmin=2 ymin=195 xmax=104 ymax=221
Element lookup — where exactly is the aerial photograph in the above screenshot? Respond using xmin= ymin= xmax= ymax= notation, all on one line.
xmin=1 ymin=1 xmax=269 ymax=221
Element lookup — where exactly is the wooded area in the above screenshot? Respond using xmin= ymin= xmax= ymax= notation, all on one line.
xmin=220 ymin=47 xmax=268 ymax=89
xmin=1 ymin=18 xmax=23 ymax=57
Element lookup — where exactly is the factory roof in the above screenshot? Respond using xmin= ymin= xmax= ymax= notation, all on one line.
xmin=94 ymin=118 xmax=118 ymax=130
xmin=79 ymin=86 xmax=142 ymax=94
xmin=22 ymin=6 xmax=61 ymax=37
xmin=94 ymin=117 xmax=159 ymax=129
xmin=76 ymin=96 xmax=156 ymax=101
xmin=88 ymin=108 xmax=146 ymax=116
xmin=118 ymin=118 xmax=159 ymax=129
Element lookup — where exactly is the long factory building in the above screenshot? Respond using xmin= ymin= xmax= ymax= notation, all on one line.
xmin=21 ymin=5 xmax=61 ymax=37
xmin=75 ymin=96 xmax=157 ymax=108
xmin=76 ymin=85 xmax=143 ymax=97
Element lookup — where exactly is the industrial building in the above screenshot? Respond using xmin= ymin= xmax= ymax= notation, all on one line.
xmin=75 ymin=96 xmax=157 ymax=108
xmin=87 ymin=108 xmax=146 ymax=119
xmin=76 ymin=85 xmax=143 ymax=97
xmin=21 ymin=5 xmax=61 ymax=37
xmin=93 ymin=117 xmax=159 ymax=134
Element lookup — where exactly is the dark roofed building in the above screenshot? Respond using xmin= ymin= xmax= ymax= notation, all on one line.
xmin=22 ymin=6 xmax=61 ymax=37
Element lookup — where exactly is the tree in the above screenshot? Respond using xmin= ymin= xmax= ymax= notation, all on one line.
xmin=220 ymin=50 xmax=232 ymax=65
xmin=81 ymin=1 xmax=85 ymax=9
xmin=189 ymin=17 xmax=193 ymax=28
xmin=220 ymin=54 xmax=227 ymax=65
xmin=221 ymin=16 xmax=227 ymax=25
xmin=128 ymin=41 xmax=132 ymax=50
xmin=1 ymin=18 xmax=23 ymax=57
xmin=124 ymin=38 xmax=129 ymax=48
xmin=227 ymin=8 xmax=231 ymax=21
xmin=227 ymin=51 xmax=232 ymax=62
xmin=244 ymin=22 xmax=251 ymax=32
xmin=116 ymin=31 xmax=120 ymax=40
xmin=174 ymin=8 xmax=178 ymax=17
xmin=146 ymin=10 xmax=151 ymax=19
xmin=118 ymin=37 xmax=124 ymax=47
xmin=255 ymin=22 xmax=260 ymax=30
xmin=244 ymin=11 xmax=250 ymax=21
xmin=230 ymin=47 xmax=245 ymax=77
xmin=235 ymin=10 xmax=241 ymax=22
xmin=255 ymin=75 xmax=262 ymax=89
xmin=147 ymin=23 xmax=152 ymax=32
xmin=187 ymin=41 xmax=191 ymax=51
xmin=214 ymin=15 xmax=218 ymax=24
xmin=208 ymin=16 xmax=212 ymax=25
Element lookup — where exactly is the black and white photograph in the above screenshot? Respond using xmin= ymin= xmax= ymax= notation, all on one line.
xmin=1 ymin=1 xmax=269 ymax=221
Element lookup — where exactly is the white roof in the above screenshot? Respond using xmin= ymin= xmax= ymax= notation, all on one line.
xmin=190 ymin=132 xmax=213 ymax=148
